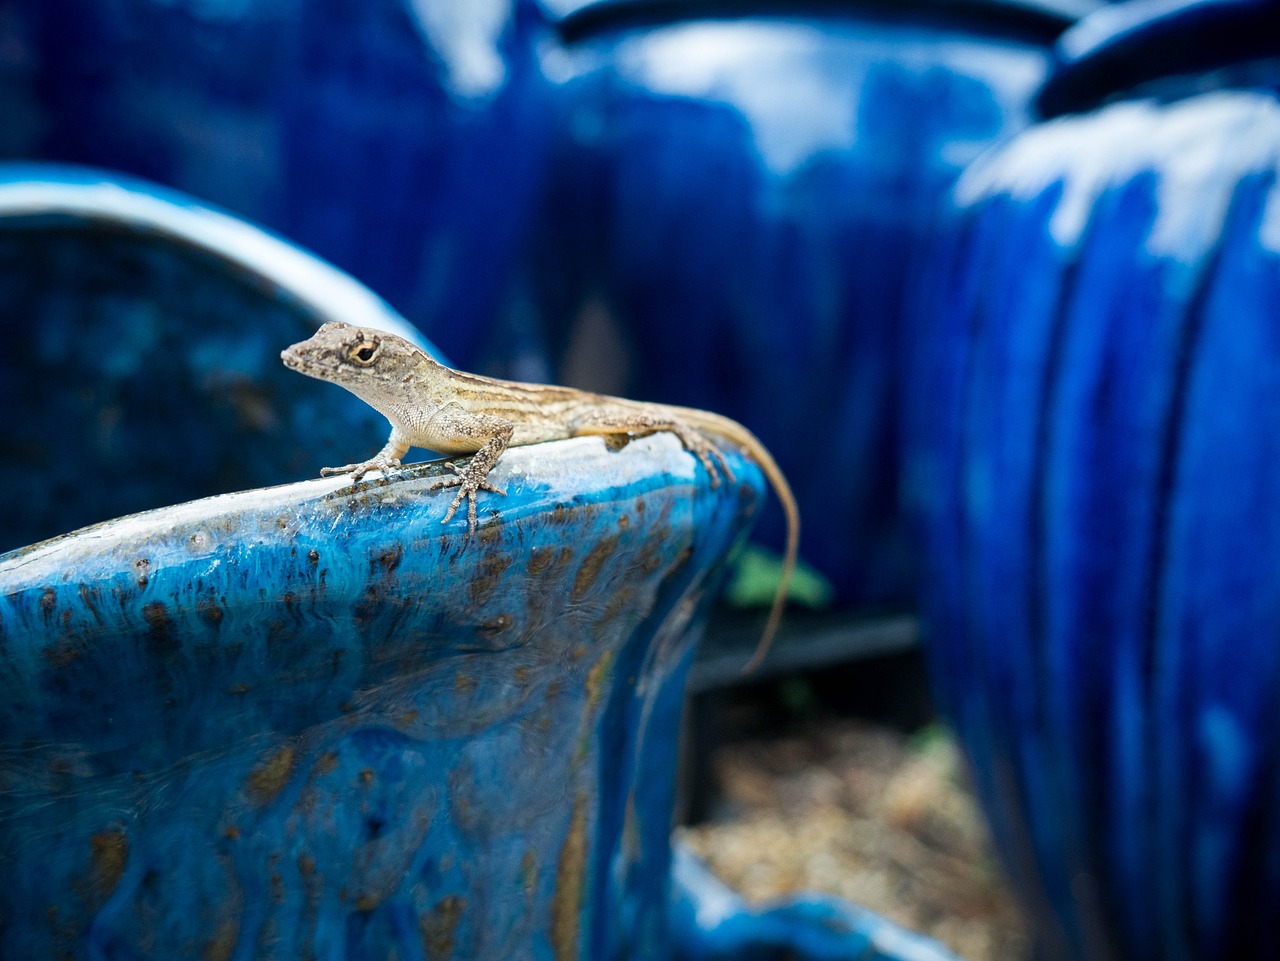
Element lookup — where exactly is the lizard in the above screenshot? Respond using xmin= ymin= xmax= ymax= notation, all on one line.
xmin=281 ymin=321 xmax=798 ymax=671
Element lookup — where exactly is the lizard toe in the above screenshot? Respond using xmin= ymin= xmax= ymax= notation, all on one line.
xmin=441 ymin=488 xmax=467 ymax=524
xmin=672 ymin=426 xmax=731 ymax=488
xmin=709 ymin=445 xmax=736 ymax=486
xmin=693 ymin=447 xmax=722 ymax=488
xmin=320 ymin=463 xmax=359 ymax=478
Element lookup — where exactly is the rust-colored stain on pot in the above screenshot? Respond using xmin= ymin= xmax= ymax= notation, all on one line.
xmin=88 ymin=830 xmax=128 ymax=900
xmin=469 ymin=552 xmax=514 ymax=605
xmin=41 ymin=639 xmax=82 ymax=669
xmin=551 ymin=793 xmax=588 ymax=961
xmin=420 ymin=894 xmax=466 ymax=957
xmin=142 ymin=600 xmax=177 ymax=653
xmin=245 ymin=744 xmax=296 ymax=805
xmin=203 ymin=918 xmax=238 ymax=961
xmin=594 ymin=588 xmax=636 ymax=640
xmin=521 ymin=849 xmax=539 ymax=898
xmin=584 ymin=652 xmax=614 ymax=716
xmin=196 ymin=595 xmax=224 ymax=627
xmin=572 ymin=535 xmax=620 ymax=602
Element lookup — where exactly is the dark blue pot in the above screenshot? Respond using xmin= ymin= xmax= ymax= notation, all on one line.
xmin=529 ymin=0 xmax=1080 ymax=610
xmin=0 ymin=164 xmax=426 ymax=555
xmin=0 ymin=0 xmax=554 ymax=368
xmin=907 ymin=3 xmax=1280 ymax=958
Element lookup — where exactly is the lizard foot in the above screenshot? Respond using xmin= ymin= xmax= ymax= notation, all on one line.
xmin=430 ymin=461 xmax=506 ymax=535
xmin=673 ymin=426 xmax=736 ymax=488
xmin=321 ymin=456 xmax=402 ymax=483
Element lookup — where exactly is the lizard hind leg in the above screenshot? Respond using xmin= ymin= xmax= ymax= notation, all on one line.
xmin=570 ymin=413 xmax=734 ymax=488
xmin=429 ymin=434 xmax=510 ymax=535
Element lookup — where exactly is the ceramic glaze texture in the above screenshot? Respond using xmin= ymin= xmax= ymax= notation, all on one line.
xmin=0 ymin=165 xmax=427 ymax=554
xmin=0 ymin=432 xmax=762 ymax=959
xmin=907 ymin=87 xmax=1280 ymax=961
xmin=533 ymin=12 xmax=1055 ymax=609
xmin=0 ymin=0 xmax=553 ymax=368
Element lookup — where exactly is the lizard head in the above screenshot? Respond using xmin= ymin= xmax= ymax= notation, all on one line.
xmin=281 ymin=322 xmax=431 ymax=400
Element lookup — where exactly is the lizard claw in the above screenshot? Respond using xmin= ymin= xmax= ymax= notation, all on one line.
xmin=430 ymin=461 xmax=506 ymax=535
xmin=673 ymin=427 xmax=735 ymax=488
xmin=321 ymin=456 xmax=402 ymax=483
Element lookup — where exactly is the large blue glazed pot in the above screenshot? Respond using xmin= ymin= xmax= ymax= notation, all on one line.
xmin=0 ymin=163 xmax=738 ymax=959
xmin=528 ymin=0 xmax=1093 ymax=613
xmin=0 ymin=166 xmax=968 ymax=960
xmin=0 ymin=431 xmax=765 ymax=959
xmin=907 ymin=2 xmax=1280 ymax=958
xmin=0 ymin=0 xmax=553 ymax=368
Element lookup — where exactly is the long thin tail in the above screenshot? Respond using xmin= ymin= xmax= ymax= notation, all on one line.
xmin=676 ymin=407 xmax=800 ymax=673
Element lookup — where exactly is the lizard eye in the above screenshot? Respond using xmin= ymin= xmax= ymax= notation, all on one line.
xmin=348 ymin=340 xmax=380 ymax=366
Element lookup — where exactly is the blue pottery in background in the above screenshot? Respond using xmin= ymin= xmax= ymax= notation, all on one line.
xmin=669 ymin=845 xmax=964 ymax=961
xmin=527 ymin=0 xmax=1093 ymax=615
xmin=907 ymin=2 xmax=1280 ymax=957
xmin=0 ymin=164 xmax=427 ymax=555
xmin=0 ymin=0 xmax=554 ymax=369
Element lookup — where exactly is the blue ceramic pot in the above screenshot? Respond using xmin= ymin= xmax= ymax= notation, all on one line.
xmin=907 ymin=3 xmax=1280 ymax=958
xmin=669 ymin=844 xmax=964 ymax=961
xmin=0 ymin=431 xmax=765 ymax=959
xmin=0 ymin=164 xmax=426 ymax=555
xmin=0 ymin=167 xmax=759 ymax=960
xmin=529 ymin=0 xmax=1082 ymax=611
xmin=0 ymin=0 xmax=554 ymax=368
xmin=0 ymin=165 xmax=966 ymax=960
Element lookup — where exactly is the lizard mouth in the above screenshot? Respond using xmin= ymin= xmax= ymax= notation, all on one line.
xmin=280 ymin=347 xmax=337 ymax=379
xmin=279 ymin=350 xmax=340 ymax=383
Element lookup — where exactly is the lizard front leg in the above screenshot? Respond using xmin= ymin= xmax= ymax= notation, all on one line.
xmin=569 ymin=411 xmax=735 ymax=487
xmin=426 ymin=404 xmax=515 ymax=535
xmin=321 ymin=428 xmax=411 ymax=482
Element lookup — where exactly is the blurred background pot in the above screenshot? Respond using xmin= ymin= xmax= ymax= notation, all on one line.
xmin=0 ymin=164 xmax=423 ymax=554
xmin=0 ymin=0 xmax=555 ymax=368
xmin=526 ymin=0 xmax=1093 ymax=649
xmin=906 ymin=1 xmax=1280 ymax=957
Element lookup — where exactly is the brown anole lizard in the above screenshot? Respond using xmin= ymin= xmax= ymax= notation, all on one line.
xmin=282 ymin=321 xmax=798 ymax=670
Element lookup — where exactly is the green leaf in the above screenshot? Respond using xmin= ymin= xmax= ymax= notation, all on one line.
xmin=723 ymin=545 xmax=835 ymax=610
